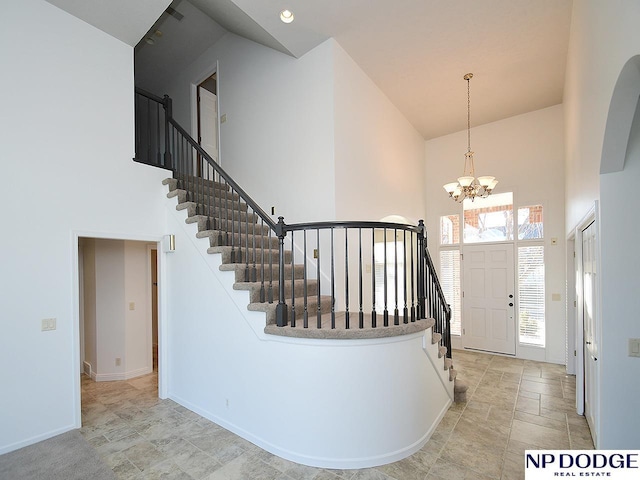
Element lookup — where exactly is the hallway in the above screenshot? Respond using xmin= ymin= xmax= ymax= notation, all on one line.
xmin=80 ymin=350 xmax=593 ymax=480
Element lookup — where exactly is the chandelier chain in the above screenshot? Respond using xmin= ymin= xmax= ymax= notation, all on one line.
xmin=467 ymin=75 xmax=471 ymax=153
xmin=442 ymin=72 xmax=498 ymax=203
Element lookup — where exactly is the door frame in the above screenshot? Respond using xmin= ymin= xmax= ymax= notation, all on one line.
xmin=71 ymin=231 xmax=167 ymax=429
xmin=191 ymin=62 xmax=221 ymax=165
xmin=572 ymin=202 xmax=600 ymax=434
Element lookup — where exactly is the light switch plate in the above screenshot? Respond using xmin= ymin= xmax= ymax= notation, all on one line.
xmin=629 ymin=338 xmax=640 ymax=357
xmin=41 ymin=318 xmax=56 ymax=331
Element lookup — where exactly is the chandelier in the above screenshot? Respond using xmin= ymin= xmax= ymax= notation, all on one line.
xmin=443 ymin=73 xmax=498 ymax=202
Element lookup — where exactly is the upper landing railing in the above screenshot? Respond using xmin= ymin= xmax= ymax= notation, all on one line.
xmin=135 ymin=88 xmax=452 ymax=356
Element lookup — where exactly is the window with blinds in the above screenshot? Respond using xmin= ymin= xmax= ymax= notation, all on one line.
xmin=518 ymin=245 xmax=545 ymax=346
xmin=374 ymin=241 xmax=405 ymax=313
xmin=439 ymin=249 xmax=461 ymax=336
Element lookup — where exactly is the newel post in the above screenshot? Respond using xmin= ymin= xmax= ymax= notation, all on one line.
xmin=417 ymin=219 xmax=426 ymax=319
xmin=275 ymin=216 xmax=289 ymax=327
xmin=163 ymin=94 xmax=173 ymax=169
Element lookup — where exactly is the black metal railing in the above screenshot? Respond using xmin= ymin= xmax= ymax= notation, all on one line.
xmin=134 ymin=88 xmax=452 ymax=357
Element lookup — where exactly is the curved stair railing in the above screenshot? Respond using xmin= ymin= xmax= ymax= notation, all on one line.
xmin=135 ymin=88 xmax=452 ymax=356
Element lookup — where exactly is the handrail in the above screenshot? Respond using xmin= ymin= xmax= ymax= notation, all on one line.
xmin=134 ymin=89 xmax=452 ymax=357
xmin=284 ymin=220 xmax=423 ymax=233
xmin=135 ymin=87 xmax=166 ymax=105
xmin=167 ymin=118 xmax=278 ymax=231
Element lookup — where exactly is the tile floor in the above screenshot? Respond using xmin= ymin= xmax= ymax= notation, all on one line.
xmin=80 ymin=350 xmax=593 ymax=480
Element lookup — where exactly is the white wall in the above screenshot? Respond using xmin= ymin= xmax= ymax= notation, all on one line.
xmin=599 ymin=99 xmax=640 ymax=448
xmin=125 ymin=241 xmax=153 ymax=376
xmin=425 ymin=105 xmax=566 ymax=363
xmin=161 ymin=33 xmax=337 ymax=225
xmin=95 ymin=240 xmax=127 ymax=378
xmin=333 ymin=42 xmax=426 ymax=223
xmin=564 ymin=0 xmax=640 ymax=448
xmin=0 ymin=0 xmax=168 ymax=454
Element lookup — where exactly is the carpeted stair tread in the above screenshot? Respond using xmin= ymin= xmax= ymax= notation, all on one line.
xmin=444 ymin=357 xmax=453 ymax=371
xmin=265 ymin=314 xmax=434 ymax=340
xmin=171 ymin=190 xmax=249 ymax=213
xmin=454 ymin=378 xmax=469 ymax=403
xmin=176 ymin=202 xmax=259 ymax=222
xmin=219 ymin=262 xmax=305 ymax=283
xmin=196 ymin=229 xmax=280 ymax=249
xmin=432 ymin=332 xmax=442 ymax=344
xmin=438 ymin=345 xmax=448 ymax=358
xmin=207 ymin=245 xmax=293 ymax=264
xmin=171 ymin=175 xmax=231 ymax=193
xmin=248 ymin=295 xmax=333 ymax=325
xmin=186 ymin=213 xmax=259 ymax=231
xmin=234 ymin=278 xmax=319 ymax=303
xmin=176 ymin=200 xmax=249 ymax=218
xmin=449 ymin=368 xmax=457 ymax=382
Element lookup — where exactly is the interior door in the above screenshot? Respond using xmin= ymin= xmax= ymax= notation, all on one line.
xmin=463 ymin=243 xmax=516 ymax=355
xmin=582 ymin=220 xmax=598 ymax=444
xmin=198 ymin=87 xmax=218 ymax=163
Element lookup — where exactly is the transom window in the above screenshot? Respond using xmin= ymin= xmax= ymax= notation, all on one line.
xmin=463 ymin=192 xmax=514 ymax=243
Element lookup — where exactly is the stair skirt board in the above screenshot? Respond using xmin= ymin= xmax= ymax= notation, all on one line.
xmin=163 ymin=178 xmax=453 ymax=468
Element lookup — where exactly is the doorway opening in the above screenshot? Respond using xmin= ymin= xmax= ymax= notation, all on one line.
xmin=77 ymin=237 xmax=160 ymax=427
xmin=197 ymin=72 xmax=219 ymax=166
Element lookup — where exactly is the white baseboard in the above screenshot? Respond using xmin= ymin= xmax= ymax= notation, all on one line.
xmin=94 ymin=366 xmax=152 ymax=382
xmin=0 ymin=424 xmax=76 ymax=455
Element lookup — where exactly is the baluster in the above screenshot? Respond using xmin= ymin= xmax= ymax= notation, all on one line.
xmin=358 ymin=228 xmax=364 ymax=329
xmin=344 ymin=227 xmax=350 ymax=330
xmin=290 ymin=230 xmax=296 ymax=327
xmin=316 ymin=228 xmax=322 ymax=329
xmin=371 ymin=228 xmax=377 ymax=328
xmin=230 ymin=186 xmax=236 ymax=263
xmin=163 ymin=95 xmax=172 ymax=169
xmin=260 ymin=218 xmax=265 ymax=302
xmin=268 ymin=228 xmax=274 ymax=303
xmin=251 ymin=208 xmax=257 ymax=282
xmin=156 ymin=101 xmax=161 ymax=165
xmin=417 ymin=220 xmax=426 ymax=319
xmin=331 ymin=227 xmax=335 ymax=329
xmin=303 ymin=230 xmax=308 ymax=329
xmin=244 ymin=196 xmax=250 ymax=279
xmin=394 ymin=228 xmax=399 ymax=325
xmin=410 ymin=231 xmax=416 ymax=322
xmin=275 ymin=217 xmax=288 ymax=327
xmin=383 ymin=228 xmax=389 ymax=327
xmin=224 ymin=181 xmax=230 ymax=248
xmin=403 ymin=229 xmax=409 ymax=324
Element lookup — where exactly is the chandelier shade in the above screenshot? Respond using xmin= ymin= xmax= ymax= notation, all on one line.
xmin=443 ymin=73 xmax=498 ymax=202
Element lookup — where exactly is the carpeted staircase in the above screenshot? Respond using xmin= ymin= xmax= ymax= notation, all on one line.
xmin=163 ymin=174 xmax=468 ymax=402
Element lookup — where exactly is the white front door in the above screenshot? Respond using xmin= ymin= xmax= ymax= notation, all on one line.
xmin=198 ymin=87 xmax=218 ymax=163
xmin=582 ymin=220 xmax=598 ymax=445
xmin=463 ymin=243 xmax=516 ymax=355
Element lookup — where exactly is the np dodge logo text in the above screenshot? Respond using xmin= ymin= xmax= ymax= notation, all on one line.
xmin=527 ymin=453 xmax=639 ymax=469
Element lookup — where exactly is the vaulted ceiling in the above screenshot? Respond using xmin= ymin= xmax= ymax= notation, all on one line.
xmin=46 ymin=0 xmax=573 ymax=140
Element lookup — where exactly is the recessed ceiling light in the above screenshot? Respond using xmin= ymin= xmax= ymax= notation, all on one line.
xmin=280 ymin=9 xmax=294 ymax=24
